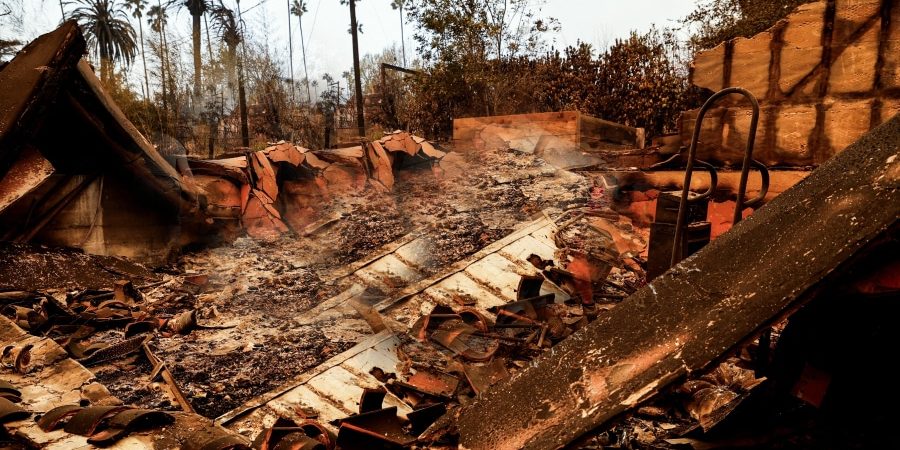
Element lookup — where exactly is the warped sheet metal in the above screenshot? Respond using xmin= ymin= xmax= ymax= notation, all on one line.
xmin=0 ymin=316 xmax=250 ymax=449
xmin=216 ymin=217 xmax=570 ymax=439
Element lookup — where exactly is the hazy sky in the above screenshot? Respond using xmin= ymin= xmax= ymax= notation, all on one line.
xmin=8 ymin=0 xmax=698 ymax=90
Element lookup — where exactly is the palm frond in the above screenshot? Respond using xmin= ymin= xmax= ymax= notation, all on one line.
xmin=66 ymin=0 xmax=137 ymax=67
xmin=209 ymin=1 xmax=240 ymax=49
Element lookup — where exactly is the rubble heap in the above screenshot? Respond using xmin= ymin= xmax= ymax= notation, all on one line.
xmin=0 ymin=21 xmax=448 ymax=262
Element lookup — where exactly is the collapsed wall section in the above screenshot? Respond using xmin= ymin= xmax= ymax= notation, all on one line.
xmin=685 ymin=0 xmax=900 ymax=166
xmin=452 ymin=111 xmax=647 ymax=169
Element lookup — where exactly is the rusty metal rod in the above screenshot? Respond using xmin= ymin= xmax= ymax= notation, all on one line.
xmin=743 ymin=159 xmax=771 ymax=209
xmin=142 ymin=343 xmax=195 ymax=413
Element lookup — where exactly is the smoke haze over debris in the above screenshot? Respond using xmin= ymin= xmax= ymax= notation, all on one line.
xmin=3 ymin=0 xmax=695 ymax=91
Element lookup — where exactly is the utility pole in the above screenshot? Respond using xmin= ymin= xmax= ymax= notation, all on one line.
xmin=237 ymin=0 xmax=250 ymax=147
xmin=59 ymin=0 xmax=66 ymax=21
xmin=348 ymin=0 xmax=365 ymax=139
xmin=400 ymin=4 xmax=405 ymax=66
xmin=398 ymin=1 xmax=406 ymax=67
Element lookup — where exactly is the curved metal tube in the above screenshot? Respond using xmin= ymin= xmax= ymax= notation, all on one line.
xmin=691 ymin=159 xmax=719 ymax=203
xmin=742 ymin=159 xmax=770 ymax=209
xmin=671 ymin=87 xmax=761 ymax=268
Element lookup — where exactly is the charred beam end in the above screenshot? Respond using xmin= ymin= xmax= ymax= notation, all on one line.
xmin=455 ymin=114 xmax=900 ymax=450
xmin=0 ymin=21 xmax=85 ymax=178
xmin=381 ymin=63 xmax=420 ymax=76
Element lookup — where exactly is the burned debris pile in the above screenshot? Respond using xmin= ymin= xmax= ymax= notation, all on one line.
xmin=453 ymin=115 xmax=900 ymax=450
xmin=0 ymin=312 xmax=258 ymax=449
xmin=207 ymin=204 xmax=647 ymax=449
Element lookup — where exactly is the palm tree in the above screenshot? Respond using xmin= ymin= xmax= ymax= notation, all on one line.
xmin=147 ymin=1 xmax=170 ymax=112
xmin=124 ymin=0 xmax=150 ymax=101
xmin=182 ymin=0 xmax=208 ymax=97
xmin=390 ymin=0 xmax=405 ymax=67
xmin=67 ymin=0 xmax=137 ymax=82
xmin=210 ymin=0 xmax=247 ymax=146
xmin=290 ymin=0 xmax=310 ymax=103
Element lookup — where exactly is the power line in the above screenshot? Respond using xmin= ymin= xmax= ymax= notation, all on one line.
xmin=242 ymin=0 xmax=269 ymax=15
xmin=364 ymin=0 xmax=391 ymax=45
xmin=304 ymin=0 xmax=323 ymax=55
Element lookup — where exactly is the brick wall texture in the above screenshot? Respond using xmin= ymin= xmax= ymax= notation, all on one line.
xmin=683 ymin=0 xmax=900 ymax=166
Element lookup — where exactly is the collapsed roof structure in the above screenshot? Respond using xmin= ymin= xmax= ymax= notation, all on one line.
xmin=0 ymin=22 xmax=446 ymax=263
xmin=0 ymin=22 xmax=204 ymax=262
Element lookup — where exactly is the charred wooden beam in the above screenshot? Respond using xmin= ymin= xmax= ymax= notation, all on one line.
xmin=381 ymin=63 xmax=419 ymax=76
xmin=71 ymin=61 xmax=200 ymax=215
xmin=0 ymin=21 xmax=85 ymax=179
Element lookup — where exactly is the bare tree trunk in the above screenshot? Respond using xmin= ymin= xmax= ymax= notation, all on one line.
xmin=238 ymin=57 xmax=249 ymax=147
xmin=138 ymin=18 xmax=150 ymax=102
xmin=192 ymin=12 xmax=202 ymax=96
xmin=486 ymin=0 xmax=508 ymax=60
xmin=299 ymin=20 xmax=311 ymax=103
xmin=163 ymin=29 xmax=176 ymax=129
xmin=399 ymin=4 xmax=406 ymax=67
xmin=99 ymin=57 xmax=109 ymax=83
xmin=236 ymin=1 xmax=250 ymax=147
xmin=159 ymin=50 xmax=167 ymax=113
xmin=204 ymin=13 xmax=214 ymax=59
xmin=204 ymin=12 xmax=216 ymax=158
xmin=157 ymin=1 xmax=168 ymax=120
xmin=286 ymin=0 xmax=295 ymax=105
xmin=497 ymin=0 xmax=507 ymax=59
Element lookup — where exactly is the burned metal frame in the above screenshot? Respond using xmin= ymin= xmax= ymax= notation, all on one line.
xmin=672 ymin=87 xmax=769 ymax=267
